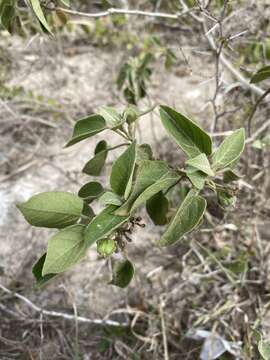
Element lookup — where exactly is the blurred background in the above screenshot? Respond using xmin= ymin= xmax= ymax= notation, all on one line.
xmin=0 ymin=1 xmax=270 ymax=359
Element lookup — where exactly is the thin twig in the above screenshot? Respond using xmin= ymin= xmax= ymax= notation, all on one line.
xmin=160 ymin=297 xmax=169 ymax=360
xmin=0 ymin=283 xmax=128 ymax=327
xmin=247 ymin=88 xmax=270 ymax=137
xmin=53 ymin=3 xmax=265 ymax=101
xmin=56 ymin=6 xmax=188 ymax=20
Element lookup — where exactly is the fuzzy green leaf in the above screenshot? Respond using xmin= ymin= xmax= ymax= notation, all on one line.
xmin=17 ymin=191 xmax=83 ymax=228
xmin=78 ymin=181 xmax=104 ymax=203
xmin=159 ymin=189 xmax=206 ymax=246
xmin=110 ymin=141 xmax=136 ymax=198
xmin=32 ymin=253 xmax=57 ymax=288
xmin=81 ymin=204 xmax=95 ymax=225
xmin=186 ymin=169 xmax=207 ymax=190
xmin=250 ymin=66 xmax=270 ymax=84
xmin=146 ymin=191 xmax=168 ymax=225
xmin=186 ymin=153 xmax=214 ymax=176
xmin=29 ymin=0 xmax=52 ymax=34
xmin=212 ymin=128 xmax=245 ymax=171
xmin=223 ymin=169 xmax=240 ymax=183
xmin=136 ymin=143 xmax=153 ymax=163
xmin=99 ymin=191 xmax=123 ymax=206
xmin=82 ymin=140 xmax=108 ymax=176
xmin=1 ymin=5 xmax=15 ymax=31
xmin=110 ymin=259 xmax=134 ymax=288
xmin=115 ymin=160 xmax=179 ymax=216
xmin=42 ymin=224 xmax=87 ymax=275
xmin=98 ymin=106 xmax=124 ymax=128
xmin=65 ymin=115 xmax=106 ymax=147
xmin=85 ymin=205 xmax=129 ymax=247
xmin=160 ymin=105 xmax=212 ymax=158
xmin=258 ymin=338 xmax=270 ymax=360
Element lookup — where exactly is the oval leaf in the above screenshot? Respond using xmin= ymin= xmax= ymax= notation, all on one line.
xmin=29 ymin=0 xmax=52 ymax=34
xmin=159 ymin=189 xmax=206 ymax=246
xmin=186 ymin=153 xmax=214 ymax=176
xmin=32 ymin=253 xmax=57 ymax=288
xmin=98 ymin=106 xmax=124 ymax=128
xmin=146 ymin=191 xmax=168 ymax=225
xmin=115 ymin=160 xmax=179 ymax=216
xmin=110 ymin=259 xmax=134 ymax=288
xmin=250 ymin=66 xmax=270 ymax=84
xmin=258 ymin=338 xmax=270 ymax=360
xmin=136 ymin=143 xmax=153 ymax=163
xmin=160 ymin=105 xmax=212 ymax=158
xmin=82 ymin=140 xmax=108 ymax=176
xmin=42 ymin=224 xmax=87 ymax=275
xmin=99 ymin=191 xmax=123 ymax=206
xmin=186 ymin=169 xmax=207 ymax=190
xmin=110 ymin=141 xmax=136 ymax=198
xmin=223 ymin=169 xmax=241 ymax=183
xmin=17 ymin=191 xmax=83 ymax=228
xmin=65 ymin=115 xmax=106 ymax=147
xmin=85 ymin=205 xmax=129 ymax=247
xmin=81 ymin=204 xmax=95 ymax=225
xmin=212 ymin=128 xmax=245 ymax=171
xmin=78 ymin=181 xmax=104 ymax=202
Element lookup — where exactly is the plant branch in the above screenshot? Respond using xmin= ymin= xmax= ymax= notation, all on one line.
xmin=0 ymin=283 xmax=128 ymax=327
xmin=55 ymin=6 xmax=190 ymax=20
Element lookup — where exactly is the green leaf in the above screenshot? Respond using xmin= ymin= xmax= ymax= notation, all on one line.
xmin=250 ymin=66 xmax=270 ymax=84
xmin=29 ymin=0 xmax=52 ymax=34
xmin=186 ymin=168 xmax=207 ymax=190
xmin=65 ymin=115 xmax=106 ymax=147
xmin=83 ymin=140 xmax=108 ymax=176
xmin=17 ymin=191 xmax=83 ymax=228
xmin=115 ymin=160 xmax=180 ymax=215
xmin=117 ymin=63 xmax=129 ymax=90
xmin=159 ymin=189 xmax=206 ymax=246
xmin=110 ymin=141 xmax=136 ymax=198
xmin=212 ymin=128 xmax=245 ymax=171
xmin=99 ymin=191 xmax=123 ymax=206
xmin=1 ymin=5 xmax=15 ymax=31
xmin=160 ymin=105 xmax=212 ymax=158
xmin=42 ymin=224 xmax=87 ymax=275
xmin=78 ymin=181 xmax=104 ymax=203
xmin=81 ymin=204 xmax=95 ymax=224
xmin=258 ymin=338 xmax=270 ymax=360
xmin=97 ymin=238 xmax=116 ymax=257
xmin=186 ymin=153 xmax=214 ymax=176
xmin=98 ymin=106 xmax=124 ymax=128
xmin=146 ymin=191 xmax=168 ymax=225
xmin=110 ymin=259 xmax=134 ymax=288
xmin=223 ymin=169 xmax=240 ymax=183
xmin=85 ymin=205 xmax=129 ymax=247
xmin=32 ymin=253 xmax=57 ymax=288
xmin=136 ymin=143 xmax=153 ymax=162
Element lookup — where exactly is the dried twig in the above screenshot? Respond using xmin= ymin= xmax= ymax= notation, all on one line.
xmin=56 ymin=6 xmax=189 ymax=20
xmin=0 ymin=283 xmax=128 ymax=327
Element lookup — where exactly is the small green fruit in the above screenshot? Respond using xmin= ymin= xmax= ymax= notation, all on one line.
xmin=97 ymin=238 xmax=116 ymax=257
